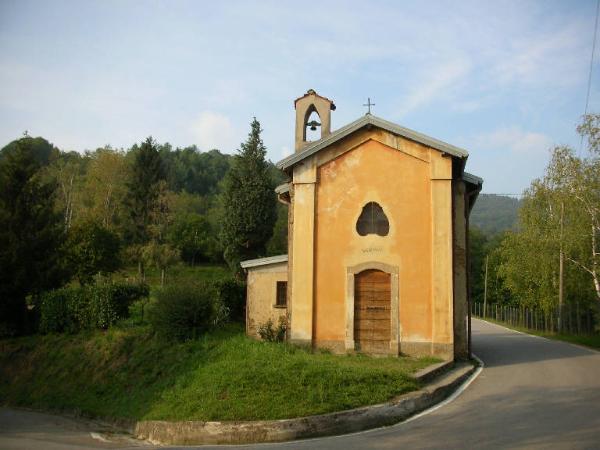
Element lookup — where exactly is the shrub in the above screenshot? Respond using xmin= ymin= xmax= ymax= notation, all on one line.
xmin=149 ymin=282 xmax=225 ymax=341
xmin=110 ymin=283 xmax=149 ymax=317
xmin=66 ymin=222 xmax=122 ymax=285
xmin=39 ymin=288 xmax=79 ymax=333
xmin=213 ymin=278 xmax=246 ymax=322
xmin=257 ymin=316 xmax=287 ymax=342
xmin=38 ymin=282 xmax=148 ymax=333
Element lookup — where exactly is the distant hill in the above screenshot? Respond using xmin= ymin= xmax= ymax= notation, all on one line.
xmin=470 ymin=194 xmax=520 ymax=235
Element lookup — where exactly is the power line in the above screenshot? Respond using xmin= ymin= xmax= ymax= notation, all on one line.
xmin=584 ymin=0 xmax=600 ymax=117
xmin=580 ymin=0 xmax=600 ymax=155
xmin=483 ymin=193 xmax=523 ymax=198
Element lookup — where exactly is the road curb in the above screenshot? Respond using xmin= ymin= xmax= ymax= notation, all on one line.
xmin=134 ymin=361 xmax=476 ymax=446
xmin=413 ymin=360 xmax=454 ymax=383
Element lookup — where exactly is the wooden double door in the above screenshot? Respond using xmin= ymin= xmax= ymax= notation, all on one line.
xmin=354 ymin=269 xmax=391 ymax=354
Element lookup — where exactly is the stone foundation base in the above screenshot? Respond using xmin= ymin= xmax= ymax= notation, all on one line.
xmin=288 ymin=338 xmax=312 ymax=349
xmin=308 ymin=339 xmax=453 ymax=360
xmin=431 ymin=343 xmax=454 ymax=360
xmin=400 ymin=341 xmax=453 ymax=360
xmin=314 ymin=340 xmax=348 ymax=354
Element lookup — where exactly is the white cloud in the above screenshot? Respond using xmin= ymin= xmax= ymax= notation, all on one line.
xmin=489 ymin=24 xmax=587 ymax=89
xmin=395 ymin=57 xmax=472 ymax=117
xmin=189 ymin=111 xmax=238 ymax=153
xmin=472 ymin=126 xmax=553 ymax=155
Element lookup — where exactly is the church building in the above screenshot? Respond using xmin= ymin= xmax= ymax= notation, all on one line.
xmin=241 ymin=90 xmax=482 ymax=360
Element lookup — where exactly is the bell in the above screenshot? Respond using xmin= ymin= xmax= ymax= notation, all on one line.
xmin=307 ymin=120 xmax=321 ymax=131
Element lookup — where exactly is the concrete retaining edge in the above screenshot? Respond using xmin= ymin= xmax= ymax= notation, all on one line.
xmin=413 ymin=360 xmax=454 ymax=383
xmin=134 ymin=361 xmax=476 ymax=446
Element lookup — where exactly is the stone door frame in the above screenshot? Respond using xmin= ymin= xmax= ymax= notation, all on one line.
xmin=345 ymin=261 xmax=400 ymax=355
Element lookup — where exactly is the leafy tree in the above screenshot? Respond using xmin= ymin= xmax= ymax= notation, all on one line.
xmin=265 ymin=165 xmax=290 ymax=256
xmin=468 ymin=227 xmax=488 ymax=304
xmin=171 ymin=190 xmax=212 ymax=216
xmin=126 ymin=137 xmax=165 ymax=278
xmin=44 ymin=151 xmax=87 ymax=230
xmin=266 ymin=203 xmax=288 ymax=255
xmin=553 ymin=122 xmax=600 ymax=305
xmin=220 ymin=118 xmax=276 ymax=274
xmin=168 ymin=213 xmax=217 ymax=264
xmin=66 ymin=221 xmax=122 ymax=285
xmin=0 ymin=135 xmax=58 ymax=166
xmin=162 ymin=146 xmax=232 ymax=195
xmin=81 ymin=147 xmax=128 ymax=231
xmin=141 ymin=241 xmax=180 ymax=286
xmin=147 ymin=180 xmax=173 ymax=242
xmin=0 ymin=137 xmax=66 ymax=335
xmin=496 ymin=116 xmax=600 ymax=317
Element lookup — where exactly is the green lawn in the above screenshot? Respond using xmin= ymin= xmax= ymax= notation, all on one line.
xmin=0 ymin=325 xmax=437 ymax=422
xmin=477 ymin=317 xmax=600 ymax=350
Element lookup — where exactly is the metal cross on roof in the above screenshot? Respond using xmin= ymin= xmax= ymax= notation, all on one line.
xmin=363 ymin=97 xmax=375 ymax=114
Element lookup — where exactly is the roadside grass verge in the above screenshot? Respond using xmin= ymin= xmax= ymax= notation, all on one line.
xmin=476 ymin=317 xmax=600 ymax=350
xmin=0 ymin=325 xmax=437 ymax=421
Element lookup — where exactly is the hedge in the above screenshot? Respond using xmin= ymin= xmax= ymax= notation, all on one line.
xmin=39 ymin=283 xmax=149 ymax=333
xmin=149 ymin=281 xmax=226 ymax=341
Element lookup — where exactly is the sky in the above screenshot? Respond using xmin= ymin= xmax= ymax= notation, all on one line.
xmin=1 ymin=0 xmax=599 ymax=194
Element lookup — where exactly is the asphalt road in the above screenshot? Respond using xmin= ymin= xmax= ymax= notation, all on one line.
xmin=1 ymin=319 xmax=599 ymax=450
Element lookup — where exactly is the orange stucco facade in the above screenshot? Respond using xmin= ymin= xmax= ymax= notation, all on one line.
xmin=242 ymin=90 xmax=481 ymax=360
xmin=314 ymin=137 xmax=436 ymax=352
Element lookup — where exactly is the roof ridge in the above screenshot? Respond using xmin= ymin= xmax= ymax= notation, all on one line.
xmin=240 ymin=254 xmax=288 ymax=269
xmin=277 ymin=114 xmax=469 ymax=170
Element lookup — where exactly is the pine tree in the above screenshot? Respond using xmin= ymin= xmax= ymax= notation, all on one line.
xmin=221 ymin=118 xmax=277 ymax=274
xmin=126 ymin=137 xmax=164 ymax=279
xmin=0 ymin=137 xmax=66 ymax=336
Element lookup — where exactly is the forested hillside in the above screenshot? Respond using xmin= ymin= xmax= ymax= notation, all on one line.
xmin=0 ymin=136 xmax=288 ymax=268
xmin=470 ymin=193 xmax=520 ymax=235
xmin=0 ymin=126 xmax=288 ymax=336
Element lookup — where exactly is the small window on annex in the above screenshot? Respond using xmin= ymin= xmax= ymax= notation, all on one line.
xmin=275 ymin=281 xmax=287 ymax=307
xmin=356 ymin=202 xmax=389 ymax=236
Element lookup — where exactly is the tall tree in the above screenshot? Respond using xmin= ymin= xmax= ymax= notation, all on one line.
xmin=126 ymin=137 xmax=164 ymax=278
xmin=141 ymin=180 xmax=180 ymax=284
xmin=167 ymin=213 xmax=217 ymax=264
xmin=498 ymin=182 xmax=563 ymax=313
xmin=0 ymin=137 xmax=66 ymax=335
xmin=561 ymin=115 xmax=600 ymax=304
xmin=82 ymin=147 xmax=128 ymax=231
xmin=220 ymin=118 xmax=276 ymax=274
xmin=497 ymin=116 xmax=600 ymax=314
xmin=44 ymin=151 xmax=87 ymax=230
xmin=0 ymin=135 xmax=58 ymax=166
xmin=266 ymin=203 xmax=289 ymax=256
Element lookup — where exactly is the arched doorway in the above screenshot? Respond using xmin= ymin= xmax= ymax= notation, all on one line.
xmin=354 ymin=269 xmax=391 ymax=354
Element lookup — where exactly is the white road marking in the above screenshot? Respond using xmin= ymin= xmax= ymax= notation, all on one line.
xmin=90 ymin=432 xmax=111 ymax=443
xmin=208 ymin=356 xmax=486 ymax=448
xmin=403 ymin=354 xmax=484 ymax=424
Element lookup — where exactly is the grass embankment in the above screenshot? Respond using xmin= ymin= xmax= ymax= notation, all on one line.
xmin=477 ymin=317 xmax=600 ymax=350
xmin=0 ymin=325 xmax=436 ymax=421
